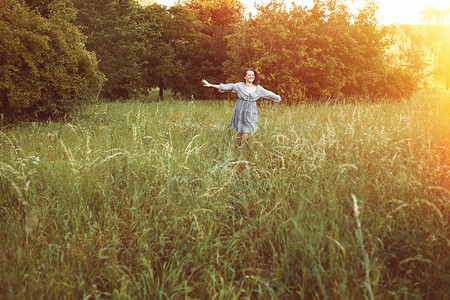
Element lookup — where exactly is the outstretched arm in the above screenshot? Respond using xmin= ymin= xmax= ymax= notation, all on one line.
xmin=202 ymin=79 xmax=220 ymax=89
xmin=203 ymin=80 xmax=236 ymax=93
xmin=259 ymin=86 xmax=282 ymax=102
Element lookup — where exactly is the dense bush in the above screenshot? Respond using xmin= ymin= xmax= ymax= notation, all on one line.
xmin=224 ymin=0 xmax=417 ymax=103
xmin=0 ymin=0 xmax=424 ymax=112
xmin=71 ymin=0 xmax=243 ymax=100
xmin=0 ymin=0 xmax=104 ymax=121
xmin=69 ymin=0 xmax=420 ymax=102
xmin=71 ymin=0 xmax=148 ymax=100
xmin=172 ymin=0 xmax=245 ymax=99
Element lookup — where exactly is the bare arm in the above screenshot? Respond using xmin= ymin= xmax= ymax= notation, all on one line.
xmin=202 ymin=79 xmax=220 ymax=89
xmin=203 ymin=80 xmax=237 ymax=93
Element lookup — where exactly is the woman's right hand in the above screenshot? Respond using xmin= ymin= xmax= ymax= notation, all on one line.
xmin=202 ymin=79 xmax=220 ymax=89
xmin=202 ymin=79 xmax=210 ymax=87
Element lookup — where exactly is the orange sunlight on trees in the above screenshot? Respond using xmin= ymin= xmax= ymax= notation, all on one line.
xmin=3 ymin=0 xmax=448 ymax=121
xmin=421 ymin=7 xmax=450 ymax=89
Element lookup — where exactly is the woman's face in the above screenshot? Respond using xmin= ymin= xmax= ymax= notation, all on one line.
xmin=244 ymin=70 xmax=255 ymax=84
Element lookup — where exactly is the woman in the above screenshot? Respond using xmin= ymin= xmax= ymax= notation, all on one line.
xmin=202 ymin=69 xmax=281 ymax=145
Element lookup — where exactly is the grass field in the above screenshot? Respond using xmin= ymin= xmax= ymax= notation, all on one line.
xmin=0 ymin=91 xmax=449 ymax=299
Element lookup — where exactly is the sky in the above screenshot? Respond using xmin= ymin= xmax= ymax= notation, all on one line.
xmin=157 ymin=0 xmax=450 ymax=25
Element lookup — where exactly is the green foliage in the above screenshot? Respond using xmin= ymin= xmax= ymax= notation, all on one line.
xmin=0 ymin=93 xmax=448 ymax=298
xmin=172 ymin=0 xmax=245 ymax=98
xmin=71 ymin=0 xmax=205 ymax=101
xmin=140 ymin=4 xmax=177 ymax=98
xmin=225 ymin=0 xmax=416 ymax=103
xmin=1 ymin=0 xmax=426 ymax=109
xmin=72 ymin=0 xmax=148 ymax=100
xmin=0 ymin=0 xmax=104 ymax=121
xmin=66 ymin=0 xmax=420 ymax=102
xmin=139 ymin=3 xmax=206 ymax=100
xmin=23 ymin=0 xmax=55 ymax=17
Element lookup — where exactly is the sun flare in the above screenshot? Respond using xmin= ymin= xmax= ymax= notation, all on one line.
xmin=377 ymin=0 xmax=450 ymax=24
xmin=158 ymin=0 xmax=450 ymax=24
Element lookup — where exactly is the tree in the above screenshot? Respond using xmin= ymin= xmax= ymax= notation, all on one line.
xmin=0 ymin=0 xmax=104 ymax=120
xmin=72 ymin=0 xmax=147 ymax=100
xmin=72 ymin=0 xmax=200 ymax=100
xmin=422 ymin=7 xmax=450 ymax=90
xmin=385 ymin=25 xmax=434 ymax=88
xmin=173 ymin=0 xmax=245 ymax=98
xmin=225 ymin=1 xmax=307 ymax=102
xmin=225 ymin=0 xmax=415 ymax=103
xmin=139 ymin=4 xmax=186 ymax=100
xmin=23 ymin=0 xmax=55 ymax=17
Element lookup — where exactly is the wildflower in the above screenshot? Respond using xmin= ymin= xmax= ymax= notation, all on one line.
xmin=31 ymin=156 xmax=40 ymax=165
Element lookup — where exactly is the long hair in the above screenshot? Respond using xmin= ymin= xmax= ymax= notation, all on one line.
xmin=243 ymin=68 xmax=259 ymax=85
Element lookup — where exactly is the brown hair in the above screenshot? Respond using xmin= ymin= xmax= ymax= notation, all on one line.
xmin=243 ymin=68 xmax=259 ymax=85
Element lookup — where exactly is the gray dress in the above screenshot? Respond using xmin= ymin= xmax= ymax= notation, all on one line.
xmin=219 ymin=82 xmax=281 ymax=134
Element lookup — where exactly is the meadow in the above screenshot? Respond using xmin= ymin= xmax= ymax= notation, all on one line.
xmin=0 ymin=91 xmax=449 ymax=299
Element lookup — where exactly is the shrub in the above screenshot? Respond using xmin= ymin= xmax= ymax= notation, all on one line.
xmin=225 ymin=1 xmax=417 ymax=103
xmin=0 ymin=0 xmax=104 ymax=121
xmin=377 ymin=66 xmax=417 ymax=99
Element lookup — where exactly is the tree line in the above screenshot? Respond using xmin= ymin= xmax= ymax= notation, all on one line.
xmin=0 ymin=0 xmax=447 ymax=120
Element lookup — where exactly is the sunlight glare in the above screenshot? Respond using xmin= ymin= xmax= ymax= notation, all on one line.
xmin=378 ymin=0 xmax=450 ymax=24
xmin=157 ymin=0 xmax=450 ymax=25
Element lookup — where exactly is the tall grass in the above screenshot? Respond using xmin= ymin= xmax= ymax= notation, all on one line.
xmin=0 ymin=91 xmax=449 ymax=299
